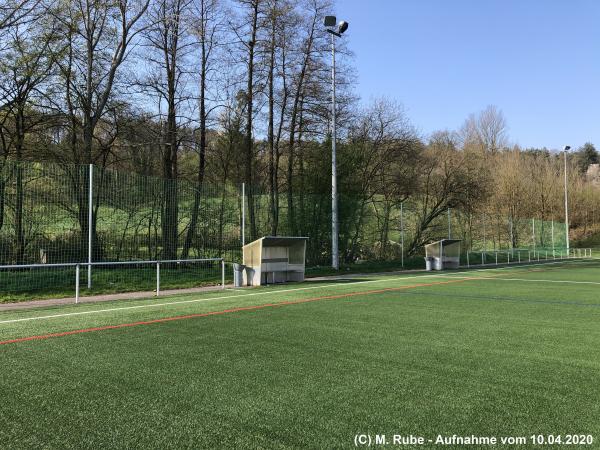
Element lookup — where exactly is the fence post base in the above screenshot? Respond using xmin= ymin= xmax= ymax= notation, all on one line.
xmin=156 ymin=262 xmax=160 ymax=296
xmin=221 ymin=260 xmax=226 ymax=289
xmin=75 ymin=264 xmax=80 ymax=304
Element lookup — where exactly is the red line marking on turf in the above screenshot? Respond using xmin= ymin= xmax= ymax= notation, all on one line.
xmin=0 ymin=277 xmax=476 ymax=346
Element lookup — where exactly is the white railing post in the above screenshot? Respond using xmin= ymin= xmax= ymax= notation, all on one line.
xmin=532 ymin=219 xmax=536 ymax=257
xmin=75 ymin=264 xmax=80 ymax=304
xmin=156 ymin=261 xmax=160 ymax=296
xmin=551 ymin=219 xmax=555 ymax=253
xmin=87 ymin=164 xmax=93 ymax=289
xmin=466 ymin=252 xmax=470 ymax=268
xmin=221 ymin=259 xmax=225 ymax=289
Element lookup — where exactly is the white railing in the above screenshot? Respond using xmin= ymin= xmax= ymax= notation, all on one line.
xmin=464 ymin=248 xmax=592 ymax=268
xmin=0 ymin=258 xmax=225 ymax=303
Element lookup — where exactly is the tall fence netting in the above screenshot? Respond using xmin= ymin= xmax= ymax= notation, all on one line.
xmin=0 ymin=160 xmax=570 ymax=298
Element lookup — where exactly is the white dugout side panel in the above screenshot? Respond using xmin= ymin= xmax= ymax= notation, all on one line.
xmin=242 ymin=237 xmax=308 ymax=286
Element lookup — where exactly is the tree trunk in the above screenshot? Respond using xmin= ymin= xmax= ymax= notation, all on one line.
xmin=267 ymin=10 xmax=276 ymax=235
xmin=182 ymin=40 xmax=208 ymax=259
xmin=14 ymin=107 xmax=25 ymax=264
xmin=162 ymin=75 xmax=180 ymax=260
xmin=287 ymin=19 xmax=315 ymax=236
xmin=244 ymin=0 xmax=259 ymax=241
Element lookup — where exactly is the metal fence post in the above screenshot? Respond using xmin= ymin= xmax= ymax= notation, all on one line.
xmin=531 ymin=219 xmax=536 ymax=259
xmin=448 ymin=207 xmax=451 ymax=239
xmin=156 ymin=261 xmax=160 ymax=296
xmin=221 ymin=259 xmax=225 ymax=289
xmin=75 ymin=264 xmax=80 ymax=304
xmin=509 ymin=216 xmax=513 ymax=251
xmin=483 ymin=213 xmax=487 ymax=253
xmin=87 ymin=164 xmax=93 ymax=289
xmin=400 ymin=202 xmax=405 ymax=268
xmin=241 ymin=182 xmax=246 ymax=246
xmin=466 ymin=252 xmax=470 ymax=268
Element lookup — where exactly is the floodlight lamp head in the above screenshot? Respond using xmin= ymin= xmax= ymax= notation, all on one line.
xmin=564 ymin=145 xmax=571 ymax=151
xmin=323 ymin=16 xmax=336 ymax=27
xmin=338 ymin=20 xmax=349 ymax=34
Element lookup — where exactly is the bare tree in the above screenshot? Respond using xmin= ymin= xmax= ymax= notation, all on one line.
xmin=140 ymin=0 xmax=195 ymax=259
xmin=57 ymin=0 xmax=150 ymax=164
xmin=408 ymin=131 xmax=487 ymax=254
xmin=460 ymin=105 xmax=508 ymax=153
xmin=233 ymin=0 xmax=262 ymax=241
xmin=53 ymin=0 xmax=150 ymax=260
xmin=0 ymin=0 xmax=42 ymax=34
xmin=181 ymin=0 xmax=223 ymax=258
xmin=285 ymin=0 xmax=324 ymax=233
xmin=0 ymin=18 xmax=59 ymax=262
xmin=344 ymin=99 xmax=419 ymax=260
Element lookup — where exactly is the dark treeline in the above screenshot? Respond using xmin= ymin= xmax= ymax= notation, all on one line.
xmin=1 ymin=0 xmax=599 ymax=266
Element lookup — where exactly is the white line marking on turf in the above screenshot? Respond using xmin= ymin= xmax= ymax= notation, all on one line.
xmin=478 ymin=277 xmax=600 ymax=286
xmin=0 ymin=259 xmax=594 ymax=326
xmin=0 ymin=272 xmax=463 ymax=325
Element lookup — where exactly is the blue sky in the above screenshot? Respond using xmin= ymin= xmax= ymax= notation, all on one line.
xmin=339 ymin=0 xmax=600 ymax=150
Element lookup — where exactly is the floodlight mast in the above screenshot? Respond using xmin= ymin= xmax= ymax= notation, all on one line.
xmin=563 ymin=145 xmax=571 ymax=254
xmin=323 ymin=16 xmax=348 ymax=270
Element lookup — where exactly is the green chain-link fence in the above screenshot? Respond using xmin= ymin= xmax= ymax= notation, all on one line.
xmin=0 ymin=160 xmax=569 ymax=298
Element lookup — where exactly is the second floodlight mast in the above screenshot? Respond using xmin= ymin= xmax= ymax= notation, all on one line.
xmin=563 ymin=145 xmax=571 ymax=254
xmin=324 ymin=16 xmax=348 ymax=270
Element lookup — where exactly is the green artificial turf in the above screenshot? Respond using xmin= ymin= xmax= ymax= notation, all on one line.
xmin=1 ymin=260 xmax=600 ymax=449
